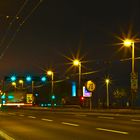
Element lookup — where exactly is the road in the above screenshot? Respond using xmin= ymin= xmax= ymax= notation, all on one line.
xmin=0 ymin=108 xmax=140 ymax=140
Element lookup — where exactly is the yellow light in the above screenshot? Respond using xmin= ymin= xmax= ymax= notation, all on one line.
xmin=105 ymin=79 xmax=110 ymax=84
xmin=47 ymin=70 xmax=53 ymax=75
xmin=12 ymin=82 xmax=16 ymax=86
xmin=123 ymin=39 xmax=133 ymax=47
xmin=73 ymin=59 xmax=80 ymax=66
xmin=19 ymin=80 xmax=23 ymax=84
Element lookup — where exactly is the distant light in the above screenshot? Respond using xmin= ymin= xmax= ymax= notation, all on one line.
xmin=26 ymin=76 xmax=32 ymax=82
xmin=10 ymin=75 xmax=16 ymax=82
xmin=105 ymin=79 xmax=110 ymax=84
xmin=80 ymin=96 xmax=84 ymax=101
xmin=47 ymin=103 xmax=51 ymax=106
xmin=47 ymin=71 xmax=53 ymax=75
xmin=1 ymin=95 xmax=6 ymax=99
xmin=51 ymin=95 xmax=55 ymax=100
xmin=19 ymin=79 xmax=23 ymax=84
xmin=72 ymin=82 xmax=76 ymax=96
xmin=8 ymin=95 xmax=14 ymax=99
xmin=2 ymin=100 xmax=6 ymax=104
xmin=12 ymin=82 xmax=16 ymax=87
xmin=41 ymin=76 xmax=47 ymax=82
xmin=73 ymin=59 xmax=80 ymax=66
xmin=123 ymin=39 xmax=133 ymax=47
xmin=35 ymin=93 xmax=39 ymax=97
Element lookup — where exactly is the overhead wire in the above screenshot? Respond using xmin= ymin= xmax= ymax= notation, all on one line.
xmin=0 ymin=0 xmax=29 ymax=55
xmin=0 ymin=0 xmax=43 ymax=59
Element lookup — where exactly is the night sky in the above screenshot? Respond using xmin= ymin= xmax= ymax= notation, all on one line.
xmin=0 ymin=0 xmax=140 ymax=87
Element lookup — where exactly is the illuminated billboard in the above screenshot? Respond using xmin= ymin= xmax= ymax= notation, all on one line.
xmin=83 ymin=86 xmax=92 ymax=97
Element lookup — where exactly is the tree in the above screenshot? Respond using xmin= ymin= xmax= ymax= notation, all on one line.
xmin=113 ymin=88 xmax=128 ymax=107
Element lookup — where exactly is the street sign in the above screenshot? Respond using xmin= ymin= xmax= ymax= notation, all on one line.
xmin=85 ymin=80 xmax=96 ymax=92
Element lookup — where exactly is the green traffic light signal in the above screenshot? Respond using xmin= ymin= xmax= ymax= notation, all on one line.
xmin=51 ymin=95 xmax=55 ymax=100
xmin=10 ymin=75 xmax=16 ymax=82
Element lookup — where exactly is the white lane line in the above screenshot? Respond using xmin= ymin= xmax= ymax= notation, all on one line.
xmin=41 ymin=118 xmax=53 ymax=122
xmin=75 ymin=114 xmax=87 ymax=117
xmin=19 ymin=114 xmax=25 ymax=117
xmin=61 ymin=122 xmax=79 ymax=127
xmin=0 ymin=130 xmax=15 ymax=140
xmin=98 ymin=116 xmax=114 ymax=120
xmin=28 ymin=116 xmax=36 ymax=119
xmin=131 ymin=119 xmax=140 ymax=122
xmin=96 ymin=128 xmax=128 ymax=135
xmin=8 ymin=113 xmax=16 ymax=115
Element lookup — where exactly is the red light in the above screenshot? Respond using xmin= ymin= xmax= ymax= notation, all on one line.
xmin=80 ymin=96 xmax=84 ymax=101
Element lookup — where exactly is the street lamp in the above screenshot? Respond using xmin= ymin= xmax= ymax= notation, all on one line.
xmin=19 ymin=79 xmax=24 ymax=88
xmin=12 ymin=82 xmax=16 ymax=88
xmin=47 ymin=70 xmax=54 ymax=94
xmin=73 ymin=59 xmax=81 ymax=96
xmin=12 ymin=82 xmax=16 ymax=92
xmin=123 ymin=39 xmax=135 ymax=73
xmin=123 ymin=39 xmax=138 ymax=107
xmin=105 ymin=78 xmax=110 ymax=108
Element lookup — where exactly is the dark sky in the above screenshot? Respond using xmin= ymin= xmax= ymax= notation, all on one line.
xmin=0 ymin=0 xmax=140 ymax=85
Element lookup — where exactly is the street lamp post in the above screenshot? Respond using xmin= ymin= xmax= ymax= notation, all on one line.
xmin=47 ymin=70 xmax=54 ymax=108
xmin=47 ymin=70 xmax=54 ymax=94
xmin=73 ymin=59 xmax=81 ymax=96
xmin=105 ymin=78 xmax=110 ymax=108
xmin=124 ymin=39 xmax=135 ymax=73
xmin=19 ymin=80 xmax=24 ymax=88
xmin=124 ymin=39 xmax=138 ymax=107
xmin=12 ymin=82 xmax=16 ymax=92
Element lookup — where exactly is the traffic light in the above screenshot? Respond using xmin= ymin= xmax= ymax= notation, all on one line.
xmin=26 ymin=75 xmax=32 ymax=82
xmin=51 ymin=95 xmax=55 ymax=100
xmin=4 ymin=75 xmax=47 ymax=83
xmin=41 ymin=76 xmax=47 ymax=82
xmin=80 ymin=96 xmax=84 ymax=101
xmin=10 ymin=75 xmax=16 ymax=82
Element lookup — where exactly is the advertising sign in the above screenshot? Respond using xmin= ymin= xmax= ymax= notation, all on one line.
xmin=26 ymin=94 xmax=33 ymax=103
xmin=83 ymin=86 xmax=92 ymax=97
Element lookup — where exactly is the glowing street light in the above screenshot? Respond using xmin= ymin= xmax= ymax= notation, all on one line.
xmin=12 ymin=82 xmax=16 ymax=88
xmin=123 ymin=39 xmax=135 ymax=74
xmin=105 ymin=78 xmax=110 ymax=108
xmin=73 ymin=59 xmax=81 ymax=96
xmin=123 ymin=39 xmax=138 ymax=107
xmin=19 ymin=79 xmax=24 ymax=88
xmin=124 ymin=39 xmax=133 ymax=47
xmin=47 ymin=70 xmax=54 ymax=94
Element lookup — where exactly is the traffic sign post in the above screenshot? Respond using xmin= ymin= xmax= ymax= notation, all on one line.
xmin=85 ymin=80 xmax=96 ymax=111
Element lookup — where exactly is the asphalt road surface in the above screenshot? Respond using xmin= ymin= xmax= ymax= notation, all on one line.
xmin=0 ymin=108 xmax=140 ymax=140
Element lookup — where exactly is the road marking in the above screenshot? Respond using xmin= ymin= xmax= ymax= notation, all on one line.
xmin=0 ymin=130 xmax=15 ymax=140
xmin=8 ymin=113 xmax=16 ymax=115
xmin=131 ymin=119 xmax=140 ymax=122
xmin=75 ymin=114 xmax=87 ymax=117
xmin=19 ymin=114 xmax=24 ymax=117
xmin=61 ymin=122 xmax=79 ymax=127
xmin=98 ymin=116 xmax=114 ymax=119
xmin=96 ymin=128 xmax=128 ymax=135
xmin=28 ymin=116 xmax=36 ymax=119
xmin=41 ymin=118 xmax=53 ymax=122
